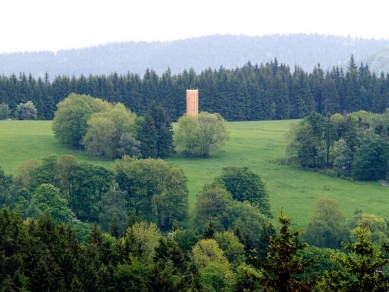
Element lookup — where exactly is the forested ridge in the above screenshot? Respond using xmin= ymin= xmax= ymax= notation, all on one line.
xmin=1 ymin=34 xmax=389 ymax=78
xmin=1 ymin=55 xmax=389 ymax=122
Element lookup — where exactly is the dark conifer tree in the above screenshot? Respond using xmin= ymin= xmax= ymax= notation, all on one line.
xmin=274 ymin=74 xmax=290 ymax=119
xmin=345 ymin=55 xmax=361 ymax=113
xmin=322 ymin=77 xmax=340 ymax=115
xmin=138 ymin=113 xmax=158 ymax=158
xmin=146 ymin=101 xmax=174 ymax=158
xmin=309 ymin=64 xmax=324 ymax=113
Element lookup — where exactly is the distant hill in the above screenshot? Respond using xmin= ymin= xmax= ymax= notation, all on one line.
xmin=1 ymin=34 xmax=389 ymax=79
xmin=362 ymin=45 xmax=389 ymax=74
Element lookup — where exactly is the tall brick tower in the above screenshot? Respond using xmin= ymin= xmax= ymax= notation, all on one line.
xmin=186 ymin=89 xmax=198 ymax=116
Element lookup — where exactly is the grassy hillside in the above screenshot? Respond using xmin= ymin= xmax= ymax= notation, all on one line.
xmin=1 ymin=120 xmax=388 ymax=228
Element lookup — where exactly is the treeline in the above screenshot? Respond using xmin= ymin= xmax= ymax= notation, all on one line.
xmin=1 ymin=56 xmax=389 ymax=122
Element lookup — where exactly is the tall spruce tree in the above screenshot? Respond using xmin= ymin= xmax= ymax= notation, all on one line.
xmin=146 ymin=101 xmax=174 ymax=158
xmin=138 ymin=113 xmax=158 ymax=159
xmin=247 ymin=210 xmax=315 ymax=291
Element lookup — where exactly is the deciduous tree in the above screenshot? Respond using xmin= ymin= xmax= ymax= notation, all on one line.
xmin=115 ymin=157 xmax=188 ymax=229
xmin=0 ymin=103 xmax=12 ymax=119
xmin=174 ymin=112 xmax=229 ymax=157
xmin=31 ymin=184 xmax=72 ymax=223
xmin=302 ymin=197 xmax=346 ymax=249
xmin=52 ymin=93 xmax=110 ymax=147
xmin=216 ymin=166 xmax=271 ymax=217
xmin=16 ymin=101 xmax=37 ymax=120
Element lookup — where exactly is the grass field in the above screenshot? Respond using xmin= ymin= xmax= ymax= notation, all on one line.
xmin=1 ymin=120 xmax=388 ymax=228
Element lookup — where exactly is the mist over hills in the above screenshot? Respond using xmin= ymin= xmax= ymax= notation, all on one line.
xmin=1 ymin=34 xmax=389 ymax=79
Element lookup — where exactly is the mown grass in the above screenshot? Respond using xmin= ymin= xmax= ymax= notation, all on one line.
xmin=1 ymin=120 xmax=389 ymax=228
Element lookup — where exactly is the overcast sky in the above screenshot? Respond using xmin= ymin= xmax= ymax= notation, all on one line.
xmin=1 ymin=0 xmax=388 ymax=54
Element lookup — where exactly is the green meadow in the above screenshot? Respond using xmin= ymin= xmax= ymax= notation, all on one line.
xmin=1 ymin=119 xmax=388 ymax=228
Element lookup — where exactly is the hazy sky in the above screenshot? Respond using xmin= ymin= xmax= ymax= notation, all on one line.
xmin=1 ymin=0 xmax=388 ymax=53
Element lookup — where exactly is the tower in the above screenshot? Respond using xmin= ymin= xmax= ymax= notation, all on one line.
xmin=186 ymin=89 xmax=198 ymax=116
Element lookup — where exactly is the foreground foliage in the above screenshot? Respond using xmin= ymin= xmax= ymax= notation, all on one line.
xmin=319 ymin=225 xmax=389 ymax=291
xmin=248 ymin=211 xmax=316 ymax=291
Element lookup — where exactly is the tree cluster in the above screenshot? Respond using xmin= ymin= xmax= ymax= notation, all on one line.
xmin=0 ymin=208 xmax=202 ymax=291
xmin=3 ymin=205 xmax=389 ymax=291
xmin=0 ymin=100 xmax=37 ymax=120
xmin=286 ymin=110 xmax=389 ymax=181
xmin=1 ymin=56 xmax=389 ymax=122
xmin=3 ymin=152 xmax=389 ymax=290
xmin=193 ymin=167 xmax=274 ymax=263
xmin=0 ymin=154 xmax=189 ymax=232
xmin=302 ymin=197 xmax=389 ymax=253
xmin=52 ymin=93 xmax=174 ymax=159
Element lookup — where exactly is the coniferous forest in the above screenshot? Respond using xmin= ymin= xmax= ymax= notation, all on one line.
xmin=1 ymin=55 xmax=389 ymax=123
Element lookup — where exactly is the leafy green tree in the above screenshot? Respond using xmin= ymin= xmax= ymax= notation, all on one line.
xmin=193 ymin=187 xmax=234 ymax=232
xmin=194 ymin=186 xmax=274 ymax=259
xmin=54 ymin=154 xmax=78 ymax=203
xmin=83 ymin=115 xmax=116 ymax=158
xmin=248 ymin=210 xmax=316 ymax=291
xmin=216 ymin=166 xmax=272 ymax=217
xmin=106 ymin=102 xmax=137 ymax=143
xmin=70 ymin=162 xmax=114 ymax=220
xmin=286 ymin=112 xmax=329 ymax=168
xmin=352 ymin=136 xmax=389 ymax=180
xmin=297 ymin=246 xmax=345 ymax=283
xmin=174 ymin=112 xmax=229 ymax=157
xmin=13 ymin=159 xmax=40 ymax=190
xmin=347 ymin=212 xmax=389 ymax=246
xmin=214 ymin=230 xmax=245 ymax=268
xmin=116 ymin=133 xmax=141 ymax=158
xmin=173 ymin=113 xmax=200 ymax=155
xmin=52 ymin=93 xmax=110 ymax=147
xmin=302 ymin=197 xmax=346 ymax=249
xmin=83 ymin=102 xmax=138 ymax=159
xmin=16 ymin=100 xmax=37 ymax=120
xmin=28 ymin=155 xmax=58 ymax=192
xmin=31 ymin=184 xmax=72 ymax=223
xmin=333 ymin=138 xmax=354 ymax=176
xmin=128 ymin=221 xmax=162 ymax=259
xmin=286 ymin=121 xmax=317 ymax=167
xmin=318 ymin=224 xmax=389 ymax=291
xmin=192 ymin=239 xmax=234 ymax=291
xmin=172 ymin=229 xmax=201 ymax=255
xmin=115 ymin=157 xmax=188 ymax=229
xmin=0 ymin=102 xmax=12 ymax=119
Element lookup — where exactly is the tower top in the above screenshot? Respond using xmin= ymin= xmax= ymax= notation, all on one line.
xmin=186 ymin=89 xmax=198 ymax=116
